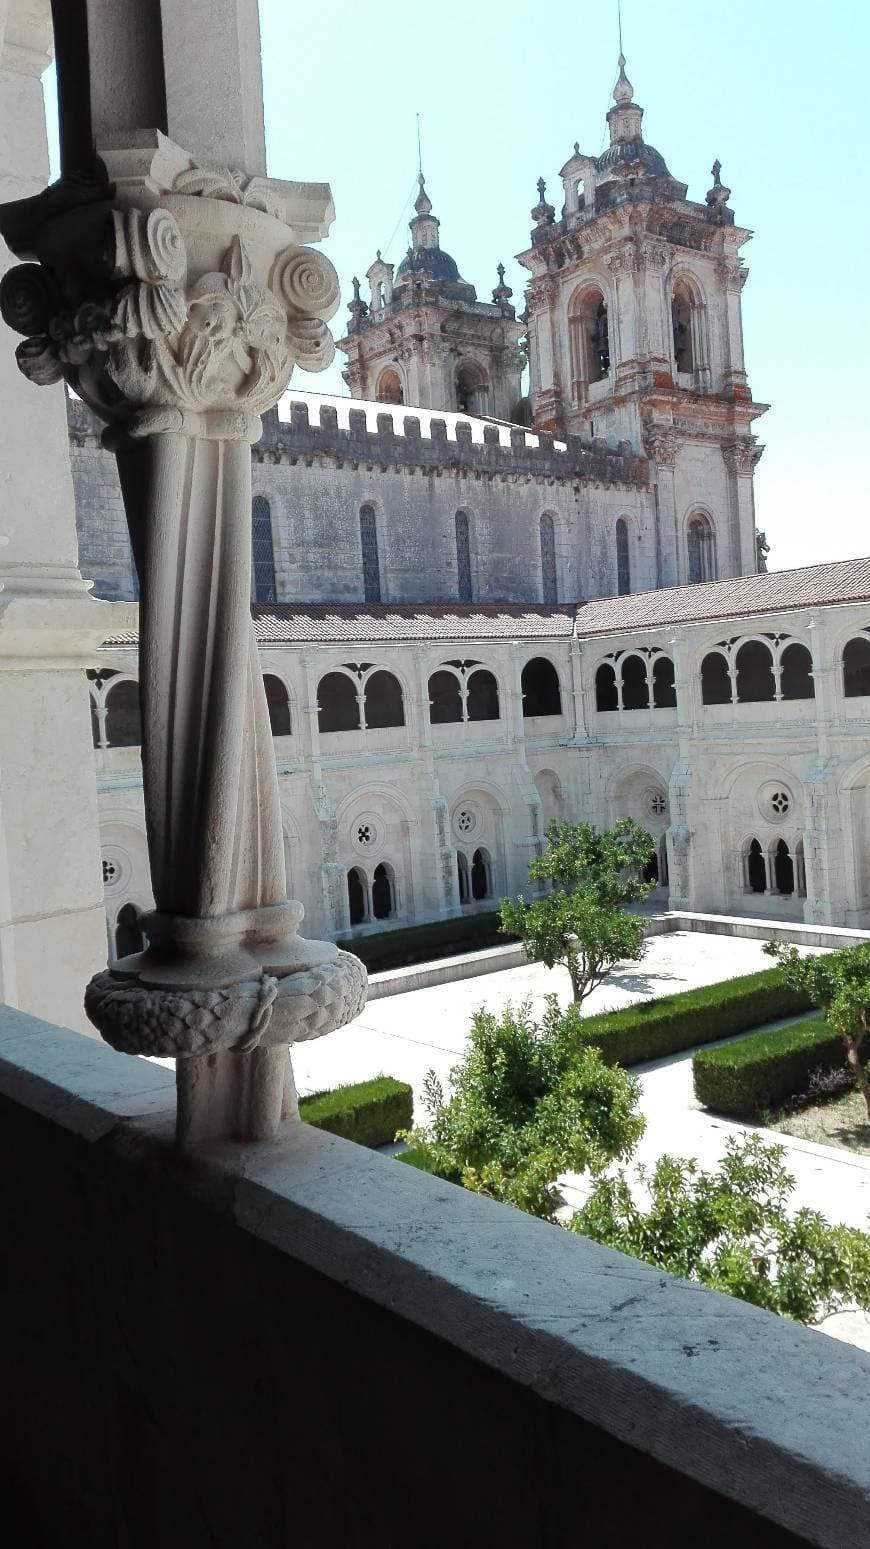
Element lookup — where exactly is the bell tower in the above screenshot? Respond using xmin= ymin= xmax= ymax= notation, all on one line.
xmin=338 ymin=176 xmax=525 ymax=420
xmin=516 ymin=57 xmax=768 ymax=584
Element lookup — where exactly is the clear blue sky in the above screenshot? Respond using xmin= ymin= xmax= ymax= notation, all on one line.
xmin=43 ymin=1 xmax=870 ymax=573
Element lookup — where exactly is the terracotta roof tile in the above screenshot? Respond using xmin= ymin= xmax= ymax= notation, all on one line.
xmin=574 ymin=557 xmax=870 ymax=637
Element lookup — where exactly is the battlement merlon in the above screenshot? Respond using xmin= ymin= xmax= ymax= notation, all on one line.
xmin=256 ymin=400 xmax=650 ymax=488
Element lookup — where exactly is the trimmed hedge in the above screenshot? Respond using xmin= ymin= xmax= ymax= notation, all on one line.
xmin=692 ymin=1017 xmax=843 ymax=1118
xmin=576 ymin=969 xmax=812 ymax=1069
xmin=336 ymin=911 xmax=517 ymax=974
xmin=299 ymin=1076 xmax=413 ymax=1148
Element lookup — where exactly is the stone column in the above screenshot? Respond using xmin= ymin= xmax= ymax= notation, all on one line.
xmin=643 ymin=428 xmax=679 ymax=588
xmin=0 ymin=10 xmax=365 ymax=1143
xmin=0 ymin=0 xmax=114 ymax=1035
xmin=722 ymin=439 xmax=762 ymax=578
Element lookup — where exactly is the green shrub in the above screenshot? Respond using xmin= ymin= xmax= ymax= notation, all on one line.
xmin=692 ymin=1017 xmax=843 ymax=1118
xmin=399 ymin=998 xmax=644 ymax=1220
xmin=336 ymin=911 xmax=517 ymax=973
xmin=299 ymin=1076 xmax=413 ymax=1148
xmin=576 ymin=968 xmax=811 ymax=1069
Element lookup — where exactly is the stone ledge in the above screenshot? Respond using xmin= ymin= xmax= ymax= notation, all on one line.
xmin=0 ymin=1004 xmax=867 ymax=1546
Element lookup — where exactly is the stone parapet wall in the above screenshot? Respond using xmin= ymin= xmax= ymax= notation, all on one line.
xmin=255 ymin=399 xmax=649 ymax=490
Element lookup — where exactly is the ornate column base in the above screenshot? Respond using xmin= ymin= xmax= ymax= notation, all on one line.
xmin=86 ymin=903 xmax=366 ymax=1144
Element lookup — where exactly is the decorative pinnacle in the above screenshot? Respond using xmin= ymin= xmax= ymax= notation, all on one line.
xmin=414 ymin=173 xmax=432 ymax=216
xmin=351 ymin=275 xmax=361 ymax=299
xmin=574 ymin=141 xmax=580 ymax=155
xmin=711 ymin=159 xmax=722 ymax=186
xmin=706 ymin=158 xmax=731 ymax=214
xmin=492 ymin=261 xmax=513 ymax=304
xmin=537 ymin=176 xmax=546 ymax=199
xmin=613 ymin=52 xmax=634 ymax=104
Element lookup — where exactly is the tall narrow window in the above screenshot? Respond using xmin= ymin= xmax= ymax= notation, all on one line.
xmin=360 ymin=505 xmax=381 ymax=603
xmin=540 ymin=514 xmax=557 ymax=604
xmin=455 ymin=511 xmax=472 ymax=602
xmin=251 ymin=496 xmax=276 ymax=604
xmin=687 ymin=513 xmax=716 ymax=584
xmin=616 ymin=518 xmax=631 ymax=596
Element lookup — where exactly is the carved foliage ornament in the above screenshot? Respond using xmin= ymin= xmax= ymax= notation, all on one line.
xmin=0 ymin=170 xmax=339 ymax=433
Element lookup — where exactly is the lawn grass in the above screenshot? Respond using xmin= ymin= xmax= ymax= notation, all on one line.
xmin=767 ymin=1087 xmax=870 ymax=1155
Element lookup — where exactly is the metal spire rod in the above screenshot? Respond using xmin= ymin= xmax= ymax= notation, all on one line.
xmin=618 ymin=0 xmax=624 ymax=56
xmin=416 ymin=111 xmax=423 ymax=178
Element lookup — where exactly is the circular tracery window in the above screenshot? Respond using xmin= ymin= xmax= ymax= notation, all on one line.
xmin=102 ymin=858 xmax=118 ymax=885
xmin=455 ymin=809 xmax=476 ymax=835
xmin=645 ymin=791 xmax=668 ymax=819
xmin=757 ymin=782 xmax=793 ymax=823
xmin=351 ymin=813 xmax=381 ymax=852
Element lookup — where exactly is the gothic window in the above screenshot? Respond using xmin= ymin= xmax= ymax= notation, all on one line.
xmin=687 ymin=513 xmax=716 ymax=584
xmin=363 ymin=670 xmax=405 ymax=729
xmin=263 ymin=674 xmax=292 ymax=736
xmin=455 ymin=361 xmax=489 ymax=416
xmin=652 ymin=656 xmax=677 ymax=709
xmin=466 ymin=668 xmax=500 ymax=722
xmin=620 ymin=654 xmax=649 ymax=711
xmin=251 ymin=496 xmax=277 ymax=604
xmin=457 ymin=850 xmax=470 ymax=905
xmin=376 ymin=368 xmax=403 ymax=405
xmin=115 ymin=903 xmax=145 ymax=960
xmin=521 ymin=657 xmax=562 ymax=717
xmin=105 ymin=680 xmax=141 ymax=747
xmin=616 ymin=518 xmax=631 ymax=596
xmin=317 ymin=672 xmax=360 ymax=733
xmin=773 ymin=839 xmax=795 ymax=896
xmin=471 ymin=847 xmax=492 ymax=901
xmin=540 ymin=514 xmax=557 ymax=604
xmin=701 ymin=651 xmax=731 ymax=705
xmin=371 ymin=862 xmax=396 ymax=920
xmin=595 ymin=662 xmax=618 ymax=712
xmin=360 ymin=504 xmax=382 ymax=603
xmin=843 ymin=637 xmax=870 ymax=697
xmin=347 ymin=867 xmax=368 ymax=927
xmin=428 ymin=670 xmax=463 ymax=724
xmin=735 ymin=640 xmax=775 ymax=704
xmin=745 ymin=838 xmax=766 ymax=893
xmin=455 ymin=511 xmax=472 ymax=602
xmin=779 ymin=642 xmax=815 ymax=702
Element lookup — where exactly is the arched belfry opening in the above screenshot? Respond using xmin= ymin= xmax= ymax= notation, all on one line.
xmin=568 ymin=286 xmax=610 ymax=396
xmin=455 ymin=361 xmax=490 ymax=417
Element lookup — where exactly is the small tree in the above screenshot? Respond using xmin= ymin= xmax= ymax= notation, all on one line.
xmin=500 ymin=818 xmax=654 ymax=1003
xmin=764 ymin=941 xmax=870 ymax=1119
xmin=573 ymin=1133 xmax=870 ymax=1325
xmin=399 ymin=996 xmax=645 ymax=1221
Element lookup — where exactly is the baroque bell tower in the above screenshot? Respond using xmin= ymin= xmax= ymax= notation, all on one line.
xmin=338 ymin=176 xmax=524 ymax=420
xmin=516 ymin=57 xmax=768 ymax=584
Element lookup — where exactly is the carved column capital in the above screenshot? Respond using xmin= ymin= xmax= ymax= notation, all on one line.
xmin=643 ymin=428 xmax=680 ymax=468
xmin=0 ymin=138 xmax=340 ymax=442
xmin=722 ymin=438 xmax=763 ymax=475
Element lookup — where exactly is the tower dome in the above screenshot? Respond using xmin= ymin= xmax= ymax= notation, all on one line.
xmin=392 ymin=175 xmax=475 ymax=300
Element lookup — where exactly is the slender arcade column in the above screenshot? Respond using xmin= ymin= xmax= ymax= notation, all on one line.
xmin=0 ymin=1 xmax=367 ymax=1142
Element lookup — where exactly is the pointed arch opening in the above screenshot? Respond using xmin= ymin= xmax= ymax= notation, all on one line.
xmin=616 ymin=518 xmax=631 ymax=596
xmin=457 ymin=850 xmax=470 ymax=905
xmin=251 ymin=495 xmax=277 ymax=604
xmin=745 ymin=838 xmax=767 ymax=894
xmin=359 ymin=504 xmax=382 ymax=603
xmin=471 ymin=847 xmax=492 ymax=901
xmin=372 ymin=861 xmax=396 ymax=920
xmin=347 ymin=866 xmax=369 ymax=927
xmin=773 ymin=838 xmax=794 ymax=896
xmin=539 ymin=513 xmax=557 ymax=604
xmin=455 ymin=510 xmax=473 ymax=602
xmin=620 ymin=654 xmax=649 ymax=711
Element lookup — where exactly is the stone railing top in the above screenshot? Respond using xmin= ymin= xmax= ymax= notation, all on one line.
xmin=2 ymin=1003 xmax=868 ymax=1549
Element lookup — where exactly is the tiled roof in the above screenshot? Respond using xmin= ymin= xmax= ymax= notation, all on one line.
xmin=98 ymin=559 xmax=870 ymax=651
xmin=574 ymin=557 xmax=870 ymax=637
xmin=100 ymin=604 xmax=576 ymax=649
xmin=251 ymin=603 xmax=576 ymax=643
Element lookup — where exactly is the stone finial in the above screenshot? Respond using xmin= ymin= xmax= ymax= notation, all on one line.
xmin=613 ymin=52 xmax=634 ymax=104
xmin=492 ymin=261 xmax=513 ymax=305
xmin=414 ymin=173 xmax=432 ymax=217
xmin=706 ymin=158 xmax=732 ymax=222
xmin=574 ymin=141 xmax=580 ymax=155
xmin=531 ymin=176 xmax=555 ymax=228
xmin=347 ymin=274 xmax=368 ymax=326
